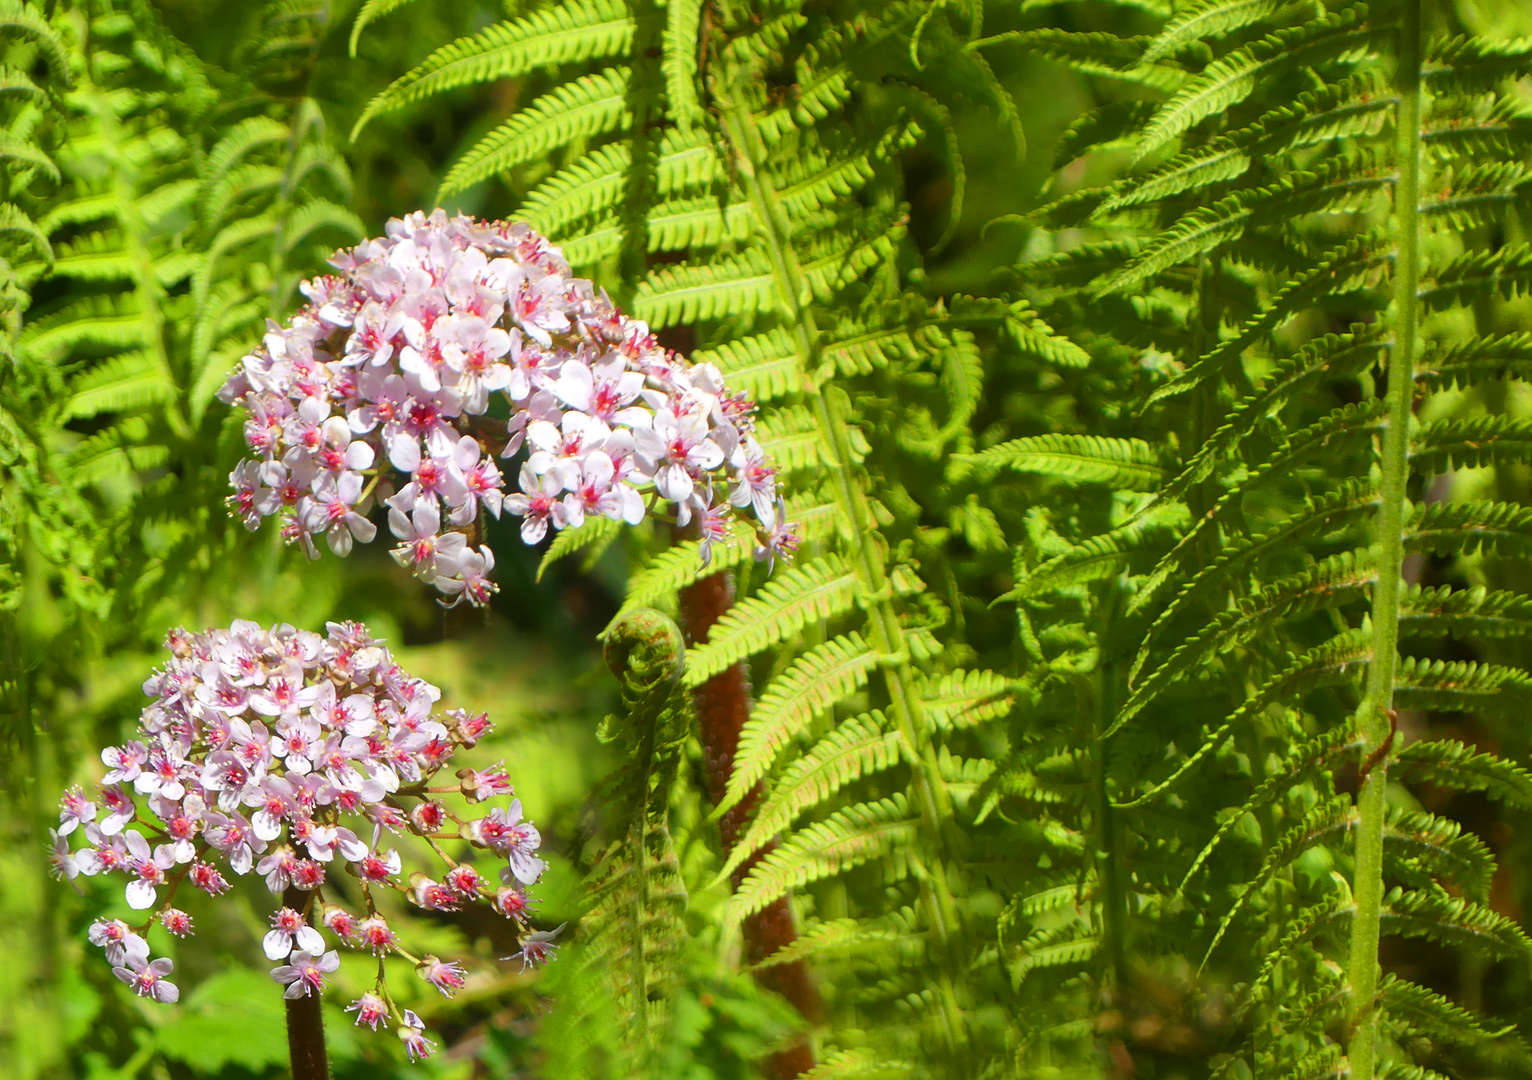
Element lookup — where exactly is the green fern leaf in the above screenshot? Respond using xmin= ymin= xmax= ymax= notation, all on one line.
xmin=1419 ymin=244 xmax=1532 ymax=311
xmin=721 ymin=633 xmax=881 ymax=814
xmin=1394 ymin=739 xmax=1532 ymax=809
xmin=1385 ymin=810 xmax=1495 ymax=901
xmin=518 ymin=133 xmax=720 ymax=240
xmin=663 ymin=0 xmax=704 ymax=131
xmin=609 ymin=520 xmax=757 ymax=622
xmin=1406 ymin=500 xmax=1532 ymax=559
xmin=1140 ymin=0 xmax=1287 ymax=64
xmin=438 ymin=67 xmax=633 ymax=198
xmin=1134 ymin=7 xmax=1376 ymax=163
xmin=683 ymin=555 xmax=860 ymax=687
xmin=693 ymin=328 xmax=801 ymax=402
xmin=64 ymin=352 xmax=173 ymax=420
xmin=1414 ymin=332 xmax=1532 ymax=392
xmin=1381 ymin=888 xmax=1532 ymax=960
xmin=1392 ymin=657 xmax=1532 ymax=718
xmin=352 ymin=0 xmax=635 ymax=137
xmin=749 ymin=917 xmax=917 ymax=971
xmin=633 ymin=249 xmax=776 ymax=327
xmin=1202 ymin=796 xmax=1358 ymax=963
xmin=728 ymin=795 xmax=919 ymax=923
xmin=965 ymin=434 xmax=1164 ymax=490
xmin=0 ymin=0 xmax=70 ymax=86
xmin=722 ymin=712 xmax=905 ymax=879
xmin=920 ymin=669 xmax=1018 ymax=731
xmin=348 ymin=0 xmax=426 ymax=56
xmin=537 ymin=517 xmax=622 ymax=582
xmin=1123 ymin=550 xmax=1378 ymax=726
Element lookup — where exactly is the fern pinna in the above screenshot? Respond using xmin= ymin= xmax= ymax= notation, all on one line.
xmin=985 ymin=0 xmax=1532 ymax=1077
xmin=352 ymin=0 xmax=1055 ymax=1073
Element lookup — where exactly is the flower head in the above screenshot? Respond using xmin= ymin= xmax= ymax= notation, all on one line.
xmin=221 ymin=211 xmax=788 ymax=605
xmin=52 ymin=618 xmax=550 ymax=1061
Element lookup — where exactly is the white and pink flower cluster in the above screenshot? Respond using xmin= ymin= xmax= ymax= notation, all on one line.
xmin=51 ymin=619 xmax=558 ymax=1059
xmin=219 ymin=209 xmax=797 ymax=604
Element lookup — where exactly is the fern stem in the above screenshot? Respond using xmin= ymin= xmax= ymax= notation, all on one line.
xmin=1347 ymin=3 xmax=1422 ymax=1076
xmin=711 ymin=79 xmax=973 ymax=1068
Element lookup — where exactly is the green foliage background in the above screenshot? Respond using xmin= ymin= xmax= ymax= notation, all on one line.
xmin=7 ymin=0 xmax=1532 ymax=1078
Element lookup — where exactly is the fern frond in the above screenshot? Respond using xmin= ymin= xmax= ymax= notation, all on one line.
xmin=63 ymin=351 xmax=173 ymax=420
xmin=1394 ymin=739 xmax=1532 ymax=809
xmin=1410 ymin=415 xmax=1532 ymax=474
xmin=1406 ymin=500 xmax=1532 ymax=559
xmin=1202 ymin=797 xmax=1358 ymax=963
xmin=965 ymin=434 xmax=1164 ymax=490
xmin=610 ymin=523 xmax=757 ymax=622
xmin=352 ymin=0 xmax=635 ymax=137
xmin=633 ymin=249 xmax=776 ymax=327
xmin=537 ymin=516 xmax=622 ymax=582
xmin=694 ymin=328 xmax=801 ymax=402
xmin=920 ymin=669 xmax=1018 ymax=731
xmin=1414 ymin=332 xmax=1532 ymax=392
xmin=1381 ymin=888 xmax=1532 ymax=960
xmin=729 ymin=795 xmax=919 ymax=924
xmin=722 ymin=633 xmax=881 ymax=813
xmin=683 ymin=556 xmax=860 ymax=686
xmin=1418 ymin=244 xmax=1532 ymax=311
xmin=1392 ymin=656 xmax=1532 ymax=718
xmin=518 ymin=132 xmax=720 ymax=239
xmin=348 ymin=0 xmax=425 ymax=56
xmin=1385 ymin=809 xmax=1494 ymax=901
xmin=1123 ymin=550 xmax=1377 ymax=726
xmin=1134 ymin=6 xmax=1376 ymax=163
xmin=1173 ymin=727 xmax=1360 ymax=887
xmin=437 ymin=67 xmax=633 ymax=198
xmin=663 ymin=0 xmax=704 ymax=132
xmin=0 ymin=0 xmax=70 ymax=86
xmin=722 ymin=712 xmax=905 ymax=879
xmin=749 ymin=917 xmax=917 ymax=971
xmin=1139 ymin=0 xmax=1288 ymax=64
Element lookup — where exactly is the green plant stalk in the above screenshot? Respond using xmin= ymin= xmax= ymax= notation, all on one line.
xmin=1093 ymin=585 xmax=1129 ymax=988
xmin=711 ymin=75 xmax=972 ymax=1068
xmin=1346 ymin=3 xmax=1421 ymax=1076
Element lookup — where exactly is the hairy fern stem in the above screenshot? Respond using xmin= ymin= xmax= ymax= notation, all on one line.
xmin=712 ymin=77 xmax=973 ymax=1068
xmin=1346 ymin=3 xmax=1422 ymax=1076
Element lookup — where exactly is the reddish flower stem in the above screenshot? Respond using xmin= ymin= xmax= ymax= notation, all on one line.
xmin=283 ymin=885 xmax=330 ymax=1080
xmin=678 ymin=569 xmax=823 ymax=1079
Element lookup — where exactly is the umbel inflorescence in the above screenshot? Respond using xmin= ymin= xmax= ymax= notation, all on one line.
xmin=50 ymin=619 xmax=555 ymax=1061
xmin=219 ymin=210 xmax=796 ymax=605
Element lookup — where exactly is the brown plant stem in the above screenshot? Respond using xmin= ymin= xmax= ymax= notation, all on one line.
xmin=678 ymin=568 xmax=823 ymax=1079
xmin=283 ymin=886 xmax=330 ymax=1080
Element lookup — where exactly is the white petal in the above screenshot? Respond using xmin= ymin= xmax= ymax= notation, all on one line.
xmin=263 ymin=930 xmax=294 ymax=961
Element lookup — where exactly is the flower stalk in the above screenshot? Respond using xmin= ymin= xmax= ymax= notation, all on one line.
xmin=284 ymin=885 xmax=330 ymax=1080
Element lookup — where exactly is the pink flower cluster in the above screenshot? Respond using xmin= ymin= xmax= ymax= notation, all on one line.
xmin=219 ymin=210 xmax=797 ymax=604
xmin=51 ymin=619 xmax=558 ymax=1058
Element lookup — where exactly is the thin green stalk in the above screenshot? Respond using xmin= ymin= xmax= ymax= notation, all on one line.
xmin=1347 ymin=4 xmax=1421 ymax=1077
xmin=1093 ymin=585 xmax=1128 ymax=990
xmin=711 ymin=74 xmax=973 ymax=1069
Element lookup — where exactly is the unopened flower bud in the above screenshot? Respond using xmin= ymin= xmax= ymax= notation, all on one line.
xmin=409 ymin=801 xmax=447 ymax=834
